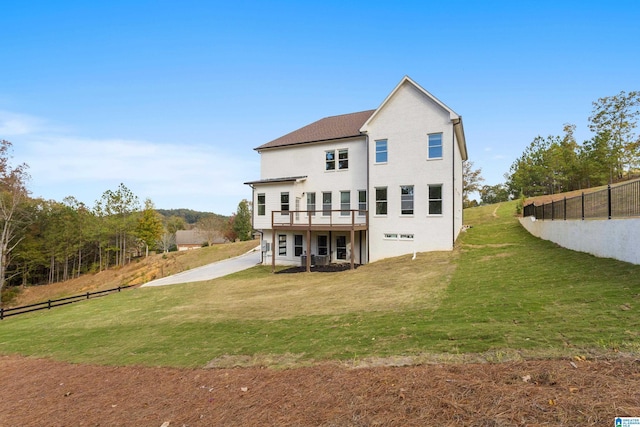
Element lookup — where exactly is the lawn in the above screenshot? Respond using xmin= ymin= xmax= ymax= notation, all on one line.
xmin=0 ymin=201 xmax=638 ymax=368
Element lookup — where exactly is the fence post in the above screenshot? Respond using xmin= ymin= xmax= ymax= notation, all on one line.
xmin=48 ymin=300 xmax=51 ymax=309
xmin=551 ymin=201 xmax=555 ymax=221
xmin=1 ymin=307 xmax=3 ymax=320
xmin=607 ymin=184 xmax=612 ymax=219
xmin=581 ymin=192 xmax=585 ymax=220
xmin=86 ymin=291 xmax=90 ymax=300
xmin=563 ymin=197 xmax=567 ymax=220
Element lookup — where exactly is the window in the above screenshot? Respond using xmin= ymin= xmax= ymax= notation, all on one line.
xmin=325 ymin=150 xmax=335 ymax=170
xmin=384 ymin=233 xmax=398 ymax=240
xmin=340 ymin=191 xmax=350 ymax=216
xmin=278 ymin=234 xmax=287 ymax=256
xmin=294 ymin=234 xmax=303 ymax=256
xmin=322 ymin=192 xmax=332 ymax=216
xmin=338 ymin=149 xmax=349 ymax=169
xmin=358 ymin=190 xmax=366 ymax=216
xmin=401 ymin=185 xmax=414 ymax=215
xmin=375 ymin=187 xmax=387 ymax=215
xmin=375 ymin=140 xmax=388 ymax=163
xmin=336 ymin=236 xmax=347 ymax=260
xmin=317 ymin=235 xmax=328 ymax=256
xmin=400 ymin=234 xmax=414 ymax=240
xmin=257 ymin=193 xmax=265 ymax=216
xmin=281 ymin=192 xmax=289 ymax=214
xmin=306 ymin=192 xmax=316 ymax=216
xmin=428 ymin=133 xmax=443 ymax=159
xmin=429 ymin=184 xmax=443 ymax=215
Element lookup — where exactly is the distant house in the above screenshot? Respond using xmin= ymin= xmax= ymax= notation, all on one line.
xmin=245 ymin=76 xmax=468 ymax=271
xmin=175 ymin=229 xmax=224 ymax=251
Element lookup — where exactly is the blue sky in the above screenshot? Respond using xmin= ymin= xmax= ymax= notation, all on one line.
xmin=1 ymin=1 xmax=638 ymax=214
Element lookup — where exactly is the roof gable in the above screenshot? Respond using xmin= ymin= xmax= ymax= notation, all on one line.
xmin=255 ymin=110 xmax=374 ymax=151
xmin=360 ymin=76 xmax=460 ymax=131
xmin=360 ymin=76 xmax=468 ymax=161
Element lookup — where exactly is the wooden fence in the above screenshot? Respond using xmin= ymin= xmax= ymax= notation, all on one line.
xmin=0 ymin=285 xmax=135 ymax=320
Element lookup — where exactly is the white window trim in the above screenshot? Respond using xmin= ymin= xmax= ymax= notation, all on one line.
xmin=427 ymin=133 xmax=443 ymax=160
xmin=400 ymin=185 xmax=414 ymax=216
xmin=375 ymin=186 xmax=388 ymax=216
xmin=375 ymin=139 xmax=388 ymax=164
xmin=337 ymin=148 xmax=349 ymax=170
xmin=428 ymin=183 xmax=444 ymax=216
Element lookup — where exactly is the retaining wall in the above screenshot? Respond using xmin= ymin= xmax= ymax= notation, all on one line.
xmin=518 ymin=217 xmax=640 ymax=265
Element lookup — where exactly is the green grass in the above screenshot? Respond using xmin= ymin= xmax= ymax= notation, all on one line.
xmin=1 ymin=201 xmax=638 ymax=367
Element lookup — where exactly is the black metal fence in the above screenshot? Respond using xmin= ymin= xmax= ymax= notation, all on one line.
xmin=0 ymin=285 xmax=134 ymax=320
xmin=523 ymin=180 xmax=640 ymax=220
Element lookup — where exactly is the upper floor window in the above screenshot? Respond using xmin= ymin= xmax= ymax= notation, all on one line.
xmin=338 ymin=149 xmax=349 ymax=169
xmin=257 ymin=193 xmax=265 ymax=216
xmin=325 ymin=150 xmax=335 ymax=170
xmin=326 ymin=149 xmax=349 ymax=170
xmin=375 ymin=139 xmax=388 ymax=163
xmin=428 ymin=184 xmax=443 ymax=215
xmin=281 ymin=192 xmax=289 ymax=214
xmin=401 ymin=185 xmax=414 ymax=215
xmin=375 ymin=187 xmax=387 ymax=215
xmin=306 ymin=192 xmax=316 ymax=216
xmin=340 ymin=191 xmax=350 ymax=216
xmin=428 ymin=133 xmax=443 ymax=159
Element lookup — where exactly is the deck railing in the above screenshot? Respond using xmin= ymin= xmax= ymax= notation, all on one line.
xmin=272 ymin=209 xmax=368 ymax=228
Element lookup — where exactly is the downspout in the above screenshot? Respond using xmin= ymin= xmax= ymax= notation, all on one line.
xmin=364 ymin=133 xmax=370 ymax=263
xmin=451 ymin=119 xmax=458 ymax=249
xmin=451 ymin=117 xmax=464 ymax=248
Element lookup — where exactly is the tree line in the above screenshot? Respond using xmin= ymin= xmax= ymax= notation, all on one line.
xmin=0 ymin=139 xmax=252 ymax=304
xmin=506 ymin=91 xmax=640 ymax=198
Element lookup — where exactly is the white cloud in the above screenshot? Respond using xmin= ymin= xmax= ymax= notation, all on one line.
xmin=17 ymin=134 xmax=258 ymax=213
xmin=0 ymin=110 xmax=44 ymax=138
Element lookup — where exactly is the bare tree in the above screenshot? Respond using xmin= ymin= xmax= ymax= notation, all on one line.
xmin=0 ymin=140 xmax=31 ymax=306
xmin=196 ymin=214 xmax=226 ymax=246
xmin=462 ymin=161 xmax=484 ymax=207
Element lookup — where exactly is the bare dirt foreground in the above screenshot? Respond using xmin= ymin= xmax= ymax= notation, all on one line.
xmin=1 ymin=355 xmax=639 ymax=426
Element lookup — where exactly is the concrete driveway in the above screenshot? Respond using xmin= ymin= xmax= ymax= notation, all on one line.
xmin=141 ymin=248 xmax=261 ymax=287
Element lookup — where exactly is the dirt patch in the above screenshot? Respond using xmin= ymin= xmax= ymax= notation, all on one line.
xmin=1 ymin=355 xmax=639 ymax=426
xmin=480 ymin=253 xmax=512 ymax=262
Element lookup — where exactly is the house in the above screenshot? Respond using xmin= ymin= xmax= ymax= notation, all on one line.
xmin=245 ymin=76 xmax=468 ymax=271
xmin=175 ymin=229 xmax=225 ymax=251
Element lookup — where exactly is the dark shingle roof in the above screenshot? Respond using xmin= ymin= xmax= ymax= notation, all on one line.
xmin=255 ymin=110 xmax=375 ymax=151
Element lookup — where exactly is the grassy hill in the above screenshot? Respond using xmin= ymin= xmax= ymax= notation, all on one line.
xmin=8 ymin=240 xmax=259 ymax=307
xmin=0 ymin=202 xmax=638 ymax=368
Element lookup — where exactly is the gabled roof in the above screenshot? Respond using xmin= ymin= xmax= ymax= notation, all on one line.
xmin=360 ymin=76 xmax=460 ymax=129
xmin=360 ymin=76 xmax=468 ymax=160
xmin=255 ymin=110 xmax=375 ymax=151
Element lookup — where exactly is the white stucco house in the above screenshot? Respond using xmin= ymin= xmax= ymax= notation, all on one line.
xmin=245 ymin=76 xmax=468 ymax=271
